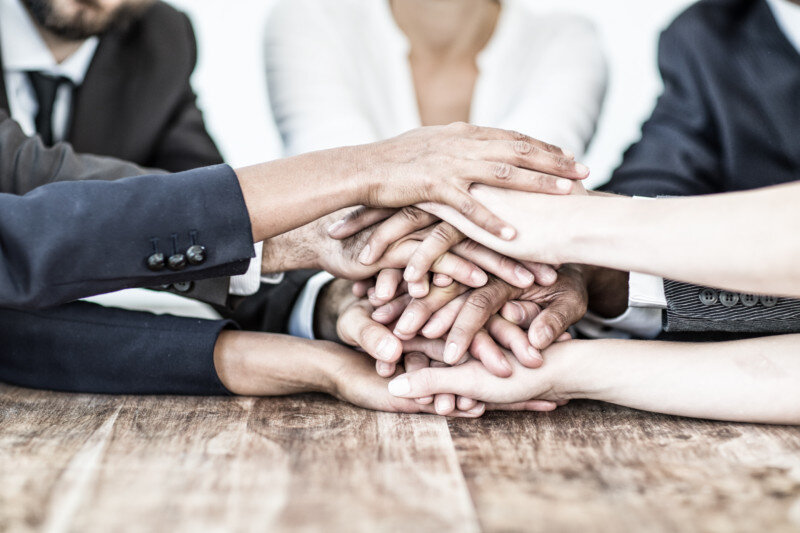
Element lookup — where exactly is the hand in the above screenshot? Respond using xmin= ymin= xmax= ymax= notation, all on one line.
xmin=432 ymin=265 xmax=589 ymax=370
xmin=328 ymin=206 xmax=550 ymax=298
xmin=359 ymin=123 xmax=588 ymax=240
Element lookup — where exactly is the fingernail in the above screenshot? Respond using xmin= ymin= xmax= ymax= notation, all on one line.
xmin=535 ymin=325 xmax=553 ymax=345
xmin=327 ymin=219 xmax=345 ymax=235
xmin=500 ymin=227 xmax=516 ymax=241
xmin=372 ymin=306 xmax=389 ymax=318
xmin=470 ymin=270 xmax=488 ymax=286
xmin=500 ymin=357 xmax=513 ymax=374
xmin=557 ymin=179 xmax=573 ymax=193
xmin=404 ymin=266 xmax=418 ymax=281
xmin=388 ymin=375 xmax=411 ymax=396
xmin=395 ymin=312 xmax=415 ymax=333
xmin=575 ymin=163 xmax=590 ymax=177
xmin=508 ymin=301 xmax=525 ymax=323
xmin=376 ymin=361 xmax=393 ymax=375
xmin=376 ymin=336 xmax=398 ymax=361
xmin=409 ymin=283 xmax=427 ymax=298
xmin=358 ymin=244 xmax=372 ymax=265
xmin=515 ymin=265 xmax=534 ymax=284
xmin=376 ymin=285 xmax=390 ymax=299
xmin=433 ymin=274 xmax=450 ymax=286
xmin=468 ymin=404 xmax=485 ymax=415
xmin=527 ymin=346 xmax=544 ymax=362
xmin=444 ymin=343 xmax=459 ymax=364
xmin=422 ymin=318 xmax=441 ymax=337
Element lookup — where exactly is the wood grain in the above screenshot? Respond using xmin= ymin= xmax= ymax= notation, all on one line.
xmin=3 ymin=385 xmax=800 ymax=533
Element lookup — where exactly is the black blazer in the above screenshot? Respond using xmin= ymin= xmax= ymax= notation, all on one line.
xmin=602 ymin=0 xmax=800 ymax=335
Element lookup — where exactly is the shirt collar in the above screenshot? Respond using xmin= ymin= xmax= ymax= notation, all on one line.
xmin=0 ymin=0 xmax=99 ymax=85
xmin=766 ymin=0 xmax=800 ymax=54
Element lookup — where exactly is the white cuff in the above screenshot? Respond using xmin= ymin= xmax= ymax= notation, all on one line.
xmin=229 ymin=242 xmax=265 ymax=296
xmin=629 ymin=272 xmax=667 ymax=308
xmin=575 ymin=307 xmax=663 ymax=339
xmin=288 ymin=272 xmax=336 ymax=340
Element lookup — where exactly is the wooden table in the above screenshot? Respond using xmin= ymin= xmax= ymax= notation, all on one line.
xmin=2 ymin=384 xmax=800 ymax=533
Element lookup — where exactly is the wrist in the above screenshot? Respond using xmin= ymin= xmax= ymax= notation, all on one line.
xmin=541 ymin=339 xmax=603 ymax=401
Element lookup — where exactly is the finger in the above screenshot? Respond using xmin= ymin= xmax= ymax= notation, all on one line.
xmin=430 ymin=361 xmax=456 ymax=416
xmin=451 ymin=240 xmax=534 ymax=289
xmin=526 ymin=262 xmax=558 ymax=287
xmin=467 ymin=133 xmax=589 ymax=179
xmin=327 ymin=207 xmax=396 ymax=239
xmin=375 ymin=360 xmax=397 ymax=378
xmin=438 ymin=188 xmax=517 ymax=241
xmin=467 ymin=158 xmax=580 ymax=195
xmin=421 ymin=293 xmax=469 ymax=339
xmin=372 ymin=293 xmax=413 ymax=325
xmin=485 ymin=401 xmax=559 ymax=412
xmin=352 ymin=279 xmax=373 ymax=297
xmin=404 ymin=222 xmax=466 ymax=283
xmin=456 ymin=396 xmax=478 ymax=411
xmin=556 ymin=332 xmax=573 ymax=342
xmin=443 ymin=280 xmax=517 ymax=365
xmin=432 ymin=274 xmax=453 ymax=287
xmin=404 ymin=353 xmax=434 ymax=405
xmin=468 ymin=329 xmax=513 ymax=378
xmin=401 ymin=337 xmax=446 ymax=363
xmin=529 ymin=299 xmax=585 ymax=351
xmin=394 ymin=283 xmax=469 ymax=340
xmin=459 ymin=124 xmax=576 ymax=160
xmin=359 ymin=207 xmax=438 ymax=265
xmin=407 ymin=278 xmax=430 ymax=299
xmin=338 ymin=303 xmax=402 ymax=363
xmin=387 ymin=363 xmax=478 ymax=399
xmin=499 ymin=300 xmax=542 ymax=329
xmin=430 ymin=252 xmax=488 ymax=289
xmin=486 ymin=315 xmax=543 ymax=369
xmin=373 ymin=268 xmax=404 ymax=304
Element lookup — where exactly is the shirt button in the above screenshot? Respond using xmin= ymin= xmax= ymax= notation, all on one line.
xmin=146 ymin=253 xmax=165 ymax=271
xmin=740 ymin=294 xmax=759 ymax=307
xmin=173 ymin=281 xmax=193 ymax=293
xmin=719 ymin=291 xmax=739 ymax=307
xmin=760 ymin=295 xmax=778 ymax=308
xmin=699 ymin=288 xmax=718 ymax=306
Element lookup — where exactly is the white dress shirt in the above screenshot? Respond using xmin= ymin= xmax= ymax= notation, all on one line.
xmin=580 ymin=0 xmax=800 ymax=339
xmin=265 ymin=0 xmax=609 ymax=338
xmin=1 ymin=0 xmax=265 ymax=319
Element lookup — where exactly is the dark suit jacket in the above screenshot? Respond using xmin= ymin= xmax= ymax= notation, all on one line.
xmin=602 ymin=0 xmax=800 ymax=334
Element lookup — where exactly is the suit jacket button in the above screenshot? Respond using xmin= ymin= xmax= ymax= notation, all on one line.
xmin=168 ymin=253 xmax=187 ymax=271
xmin=173 ymin=281 xmax=193 ymax=293
xmin=186 ymin=244 xmax=207 ymax=265
xmin=147 ymin=253 xmax=165 ymax=271
xmin=699 ymin=288 xmax=718 ymax=306
xmin=719 ymin=291 xmax=739 ymax=307
xmin=760 ymin=295 xmax=778 ymax=307
xmin=740 ymin=294 xmax=759 ymax=307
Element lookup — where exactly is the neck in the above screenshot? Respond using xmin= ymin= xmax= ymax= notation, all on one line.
xmin=30 ymin=21 xmax=84 ymax=64
xmin=390 ymin=0 xmax=500 ymax=59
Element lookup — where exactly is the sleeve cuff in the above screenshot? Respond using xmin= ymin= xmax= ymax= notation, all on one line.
xmin=575 ymin=307 xmax=664 ymax=339
xmin=228 ymin=241 xmax=265 ymax=296
xmin=288 ymin=272 xmax=336 ymax=339
xmin=629 ymin=272 xmax=667 ymax=308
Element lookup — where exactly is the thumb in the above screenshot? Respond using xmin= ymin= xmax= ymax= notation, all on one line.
xmin=387 ymin=363 xmax=473 ymax=399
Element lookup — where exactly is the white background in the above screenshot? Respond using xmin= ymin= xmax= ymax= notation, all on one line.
xmin=167 ymin=0 xmax=695 ymax=189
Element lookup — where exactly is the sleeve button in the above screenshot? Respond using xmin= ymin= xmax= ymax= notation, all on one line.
xmin=740 ymin=294 xmax=759 ymax=307
xmin=168 ymin=253 xmax=187 ymax=271
xmin=173 ymin=281 xmax=193 ymax=293
xmin=760 ymin=295 xmax=778 ymax=308
xmin=699 ymin=288 xmax=718 ymax=306
xmin=146 ymin=253 xmax=165 ymax=271
xmin=186 ymin=244 xmax=207 ymax=265
xmin=719 ymin=291 xmax=739 ymax=307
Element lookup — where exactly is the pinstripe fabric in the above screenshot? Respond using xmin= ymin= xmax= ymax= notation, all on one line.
xmin=664 ymin=280 xmax=800 ymax=332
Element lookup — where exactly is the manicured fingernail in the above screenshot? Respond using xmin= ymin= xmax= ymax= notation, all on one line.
xmin=500 ymin=227 xmax=516 ymax=241
xmin=395 ymin=312 xmax=415 ymax=333
xmin=388 ymin=375 xmax=410 ymax=396
xmin=358 ymin=244 xmax=372 ymax=265
xmin=527 ymin=346 xmax=543 ymax=362
xmin=376 ymin=336 xmax=398 ymax=361
xmin=404 ymin=266 xmax=418 ymax=281
xmin=444 ymin=343 xmax=459 ymax=364
xmin=557 ymin=179 xmax=573 ymax=193
xmin=327 ymin=219 xmax=345 ymax=235
xmin=575 ymin=163 xmax=590 ymax=177
xmin=470 ymin=270 xmax=488 ymax=286
xmin=515 ymin=265 xmax=534 ymax=284
xmin=422 ymin=318 xmax=441 ymax=337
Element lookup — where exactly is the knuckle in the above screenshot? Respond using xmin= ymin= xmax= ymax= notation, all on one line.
xmin=400 ymin=206 xmax=425 ymax=225
xmin=493 ymin=162 xmax=512 ymax=180
xmin=459 ymin=198 xmax=477 ymax=217
xmin=510 ymin=130 xmax=526 ymax=141
xmin=459 ymin=239 xmax=480 ymax=254
xmin=466 ymin=291 xmax=495 ymax=312
xmin=430 ymin=224 xmax=457 ymax=245
xmin=513 ymin=140 xmax=532 ymax=155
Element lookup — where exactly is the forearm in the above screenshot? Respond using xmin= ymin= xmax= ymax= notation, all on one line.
xmin=236 ymin=146 xmax=366 ymax=243
xmin=213 ymin=330 xmax=343 ymax=396
xmin=549 ymin=335 xmax=800 ymax=424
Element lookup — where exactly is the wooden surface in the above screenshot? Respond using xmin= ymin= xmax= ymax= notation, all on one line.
xmin=2 ymin=384 xmax=800 ymax=533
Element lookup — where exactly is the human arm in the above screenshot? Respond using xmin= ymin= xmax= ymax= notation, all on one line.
xmin=389 ymin=335 xmax=800 ymax=425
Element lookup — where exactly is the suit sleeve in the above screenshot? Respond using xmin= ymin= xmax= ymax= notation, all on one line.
xmin=0 ymin=160 xmax=255 ymax=309
xmin=147 ymin=14 xmax=225 ymax=172
xmin=601 ymin=21 xmax=724 ymax=197
xmin=0 ymin=302 xmax=232 ymax=395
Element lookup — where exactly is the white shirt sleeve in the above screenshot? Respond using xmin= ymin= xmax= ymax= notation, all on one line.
xmin=228 ymin=242 xmax=285 ymax=296
xmin=288 ymin=272 xmax=336 ymax=340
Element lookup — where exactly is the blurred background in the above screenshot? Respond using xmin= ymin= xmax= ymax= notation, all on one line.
xmin=168 ymin=0 xmax=695 ymax=189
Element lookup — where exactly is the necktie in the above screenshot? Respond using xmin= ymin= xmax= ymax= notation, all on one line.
xmin=25 ymin=71 xmax=73 ymax=146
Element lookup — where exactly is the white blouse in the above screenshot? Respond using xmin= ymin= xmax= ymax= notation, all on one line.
xmin=265 ymin=0 xmax=608 ymax=157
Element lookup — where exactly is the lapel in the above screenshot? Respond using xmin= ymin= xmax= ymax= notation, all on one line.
xmin=0 ymin=34 xmax=10 ymax=112
xmin=738 ymin=0 xmax=800 ymax=170
xmin=68 ymin=30 xmax=130 ymax=155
